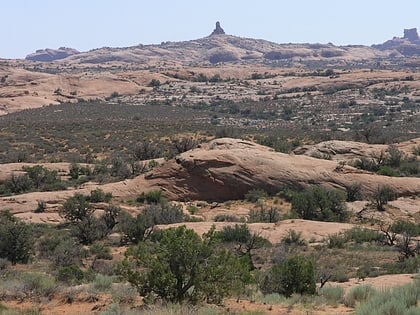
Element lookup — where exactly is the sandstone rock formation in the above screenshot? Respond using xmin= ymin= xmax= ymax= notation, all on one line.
xmin=210 ymin=21 xmax=226 ymax=36
xmin=373 ymin=28 xmax=420 ymax=56
xmin=404 ymin=28 xmax=420 ymax=42
xmin=144 ymin=138 xmax=420 ymax=201
xmin=25 ymin=47 xmax=80 ymax=62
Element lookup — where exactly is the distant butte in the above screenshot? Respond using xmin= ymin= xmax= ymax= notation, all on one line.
xmin=210 ymin=21 xmax=226 ymax=36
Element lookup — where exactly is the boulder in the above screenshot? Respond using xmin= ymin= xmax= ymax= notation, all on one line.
xmin=144 ymin=138 xmax=420 ymax=201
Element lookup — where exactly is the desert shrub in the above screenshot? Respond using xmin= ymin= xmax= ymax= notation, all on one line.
xmin=245 ymin=189 xmax=268 ymax=202
xmin=248 ymin=206 xmax=280 ymax=223
xmin=60 ymin=193 xmax=104 ymax=244
xmin=344 ymin=284 xmax=376 ymax=307
xmin=385 ymin=145 xmax=405 ymax=168
xmin=390 ymin=220 xmax=420 ymax=236
xmin=89 ymin=243 xmax=113 ymax=260
xmin=118 ymin=211 xmax=154 ymax=244
xmin=378 ymin=165 xmax=399 ymax=177
xmin=3 ymin=173 xmax=32 ymax=194
xmin=319 ymin=285 xmax=345 ymax=306
xmin=60 ymin=193 xmax=93 ymax=222
xmin=111 ymin=283 xmax=138 ymax=304
xmin=143 ymin=202 xmax=184 ymax=225
xmin=23 ymin=165 xmax=66 ymax=191
xmin=38 ymin=235 xmax=85 ymax=268
xmin=213 ymin=214 xmax=242 ymax=222
xmin=137 ymin=190 xmax=164 ymax=204
xmin=353 ymin=157 xmax=382 ymax=172
xmin=260 ymin=255 xmax=316 ymax=297
xmin=215 ymin=224 xmax=271 ymax=267
xmin=56 ymin=265 xmax=84 ymax=285
xmin=281 ymin=229 xmax=305 ymax=246
xmin=117 ymin=226 xmax=250 ymax=304
xmin=356 ymin=281 xmax=420 ymax=315
xmin=291 ymin=186 xmax=349 ymax=222
xmin=327 ymin=233 xmax=347 ymax=248
xmin=34 ymin=200 xmax=46 ymax=213
xmin=88 ymin=188 xmax=112 ymax=203
xmin=132 ymin=140 xmax=162 ymax=161
xmin=373 ymin=185 xmax=397 ymax=211
xmin=52 ymin=240 xmax=85 ymax=267
xmin=0 ymin=211 xmax=34 ymax=264
xmin=100 ymin=205 xmax=121 ymax=233
xmin=171 ymin=137 xmax=199 ymax=154
xmin=399 ymin=160 xmax=420 ymax=177
xmin=412 ymin=145 xmax=420 ymax=156
xmin=330 ymin=269 xmax=350 ymax=283
xmin=91 ymin=274 xmax=115 ymax=292
xmin=346 ymin=182 xmax=363 ymax=201
xmin=71 ymin=215 xmax=104 ymax=245
xmin=344 ymin=226 xmax=384 ymax=244
xmin=21 ymin=272 xmax=57 ymax=297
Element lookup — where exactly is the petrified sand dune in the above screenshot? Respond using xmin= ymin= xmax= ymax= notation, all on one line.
xmin=145 ymin=138 xmax=420 ymax=201
xmin=1 ymin=138 xmax=419 ymax=214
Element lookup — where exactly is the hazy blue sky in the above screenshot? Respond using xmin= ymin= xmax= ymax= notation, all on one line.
xmin=2 ymin=0 xmax=420 ymax=59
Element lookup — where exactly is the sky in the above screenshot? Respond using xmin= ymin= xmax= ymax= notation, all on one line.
xmin=2 ymin=0 xmax=420 ymax=59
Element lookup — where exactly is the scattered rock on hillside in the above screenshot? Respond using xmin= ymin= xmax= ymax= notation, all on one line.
xmin=25 ymin=47 xmax=80 ymax=62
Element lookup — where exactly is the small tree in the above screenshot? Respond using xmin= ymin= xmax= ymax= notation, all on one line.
xmin=60 ymin=193 xmax=93 ymax=223
xmin=292 ymin=186 xmax=349 ymax=222
xmin=0 ymin=211 xmax=33 ymax=264
xmin=373 ymin=185 xmax=397 ymax=211
xmin=117 ymin=226 xmax=250 ymax=304
xmin=260 ymin=255 xmax=316 ymax=297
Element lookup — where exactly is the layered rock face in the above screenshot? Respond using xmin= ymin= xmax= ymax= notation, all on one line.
xmin=144 ymin=138 xmax=420 ymax=202
xmin=25 ymin=47 xmax=80 ymax=62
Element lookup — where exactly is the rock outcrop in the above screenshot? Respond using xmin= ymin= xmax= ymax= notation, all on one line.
xmin=404 ymin=28 xmax=420 ymax=42
xmin=25 ymin=47 xmax=80 ymax=62
xmin=144 ymin=138 xmax=420 ymax=202
xmin=210 ymin=21 xmax=226 ymax=36
xmin=373 ymin=28 xmax=420 ymax=56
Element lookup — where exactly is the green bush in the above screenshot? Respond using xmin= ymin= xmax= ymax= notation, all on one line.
xmin=344 ymin=226 xmax=384 ymax=244
xmin=291 ymin=186 xmax=349 ymax=222
xmin=22 ymin=272 xmax=57 ymax=297
xmin=356 ymin=281 xmax=420 ymax=315
xmin=373 ymin=185 xmax=397 ymax=211
xmin=245 ymin=189 xmax=268 ymax=202
xmin=56 ymin=265 xmax=84 ymax=285
xmin=117 ymin=226 xmax=250 ymax=304
xmin=143 ymin=202 xmax=184 ymax=225
xmin=346 ymin=182 xmax=363 ymax=201
xmin=137 ymin=190 xmax=164 ymax=204
xmin=344 ymin=284 xmax=376 ymax=307
xmin=88 ymin=188 xmax=112 ymax=203
xmin=390 ymin=220 xmax=420 ymax=236
xmin=248 ymin=206 xmax=280 ymax=223
xmin=260 ymin=255 xmax=316 ymax=297
xmin=91 ymin=274 xmax=115 ymax=292
xmin=0 ymin=211 xmax=34 ymax=264
xmin=118 ymin=211 xmax=154 ymax=244
xmin=213 ymin=214 xmax=241 ymax=222
xmin=319 ymin=285 xmax=344 ymax=306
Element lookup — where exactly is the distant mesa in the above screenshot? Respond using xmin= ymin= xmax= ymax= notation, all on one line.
xmin=373 ymin=28 xmax=420 ymax=56
xmin=25 ymin=47 xmax=80 ymax=62
xmin=403 ymin=28 xmax=420 ymax=42
xmin=210 ymin=21 xmax=226 ymax=36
